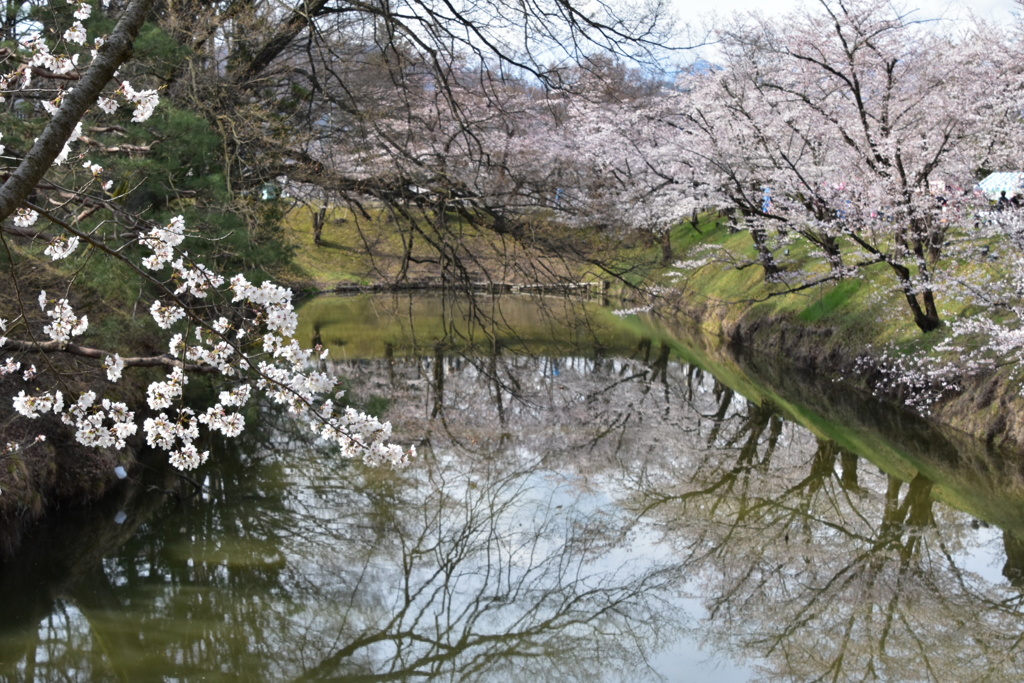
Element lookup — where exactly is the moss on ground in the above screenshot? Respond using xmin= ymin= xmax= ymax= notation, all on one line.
xmin=276 ymin=203 xmax=656 ymax=293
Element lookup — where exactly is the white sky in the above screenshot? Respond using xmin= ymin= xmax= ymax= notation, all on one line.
xmin=684 ymin=0 xmax=1017 ymax=22
xmin=669 ymin=0 xmax=1019 ymax=62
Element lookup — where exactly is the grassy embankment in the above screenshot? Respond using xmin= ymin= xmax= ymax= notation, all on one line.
xmin=274 ymin=204 xmax=649 ymax=292
xmin=656 ymin=215 xmax=957 ymax=361
xmin=277 ymin=203 xmax=1024 ymax=447
xmin=279 ymin=204 xmax=941 ymax=360
xmin=654 ymin=214 xmax=1024 ymax=448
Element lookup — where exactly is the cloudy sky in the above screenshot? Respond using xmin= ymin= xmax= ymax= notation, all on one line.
xmin=684 ymin=0 xmax=1017 ymax=22
xmin=668 ymin=0 xmax=1019 ymax=61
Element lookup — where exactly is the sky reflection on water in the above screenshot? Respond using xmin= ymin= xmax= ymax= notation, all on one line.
xmin=1 ymin=293 xmax=1023 ymax=682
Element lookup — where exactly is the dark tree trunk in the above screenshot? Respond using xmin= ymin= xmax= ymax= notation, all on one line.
xmin=889 ymin=262 xmax=941 ymax=333
xmin=750 ymin=224 xmax=781 ymax=281
xmin=312 ymin=205 xmax=326 ymax=246
xmin=0 ymin=0 xmax=157 ymax=222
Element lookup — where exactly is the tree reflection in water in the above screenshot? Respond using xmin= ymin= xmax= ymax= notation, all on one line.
xmin=0 ymin=404 xmax=687 ymax=681
xmin=2 ymin=294 xmax=1024 ymax=681
xmin=326 ymin=298 xmax=1024 ymax=682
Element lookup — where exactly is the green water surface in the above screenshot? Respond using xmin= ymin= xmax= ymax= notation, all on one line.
xmin=2 ymin=293 xmax=1023 ymax=682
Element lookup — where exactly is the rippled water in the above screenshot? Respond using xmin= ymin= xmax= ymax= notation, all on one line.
xmin=2 ymin=293 xmax=1024 ymax=682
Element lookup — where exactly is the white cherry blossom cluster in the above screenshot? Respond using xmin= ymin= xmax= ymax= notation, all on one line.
xmin=152 ymin=223 xmax=413 ymax=468
xmin=6 ymin=215 xmax=414 ymax=474
xmin=43 ymin=235 xmax=80 ymax=260
xmin=149 ymin=300 xmax=186 ymax=329
xmin=13 ymin=208 xmax=38 ymax=228
xmin=199 ymin=403 xmax=245 ymax=437
xmin=146 ymin=366 xmax=186 ymax=410
xmin=854 ymin=349 xmax=962 ymax=415
xmin=171 ymin=258 xmax=224 ymax=298
xmin=13 ymin=389 xmax=64 ymax=419
xmin=140 ymin=215 xmax=186 ymax=270
xmin=180 ymin=329 xmax=236 ymax=375
xmin=311 ymin=402 xmax=409 ymax=467
xmin=63 ymin=0 xmax=92 ymax=45
xmin=928 ymin=312 xmax=1024 ymax=398
xmin=23 ymin=33 xmax=79 ymax=75
xmin=2 ymin=19 xmax=160 ymax=124
xmin=39 ymin=291 xmax=88 ymax=343
xmin=142 ymin=408 xmax=206 ymax=470
xmin=230 ymin=275 xmax=298 ymax=336
xmin=71 ymin=0 xmax=92 ymax=21
xmin=1 ymin=358 xmax=20 ymax=375
xmin=7 ymin=331 xmax=139 ymax=450
xmin=97 ymin=97 xmax=118 ymax=115
xmin=64 ymin=22 xmax=87 ymax=46
xmin=104 ymin=353 xmax=124 ymax=382
xmin=119 ymin=81 xmax=160 ymax=123
xmin=60 ymin=391 xmax=138 ymax=449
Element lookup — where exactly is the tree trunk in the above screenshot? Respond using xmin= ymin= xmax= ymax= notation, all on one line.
xmin=660 ymin=230 xmax=673 ymax=267
xmin=312 ymin=205 xmax=326 ymax=246
xmin=0 ymin=0 xmax=158 ymax=222
xmin=750 ymin=224 xmax=781 ymax=281
xmin=890 ymin=262 xmax=941 ymax=332
xmin=821 ymin=236 xmax=844 ymax=272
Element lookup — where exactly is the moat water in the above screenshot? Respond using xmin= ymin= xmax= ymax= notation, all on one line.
xmin=2 ymin=293 xmax=1024 ymax=682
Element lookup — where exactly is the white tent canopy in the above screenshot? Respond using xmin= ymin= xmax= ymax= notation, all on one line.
xmin=978 ymin=171 xmax=1024 ymax=199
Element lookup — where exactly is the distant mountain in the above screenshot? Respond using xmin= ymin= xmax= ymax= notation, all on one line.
xmin=669 ymin=59 xmax=723 ymax=92
xmin=684 ymin=58 xmax=721 ymax=76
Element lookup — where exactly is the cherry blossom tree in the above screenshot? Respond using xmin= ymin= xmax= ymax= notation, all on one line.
xmin=663 ymin=0 xmax=1012 ymax=332
xmin=0 ymin=0 xmax=413 ymax=477
xmin=558 ymin=91 xmax=702 ymax=263
xmin=0 ymin=0 xmax=682 ymax=489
